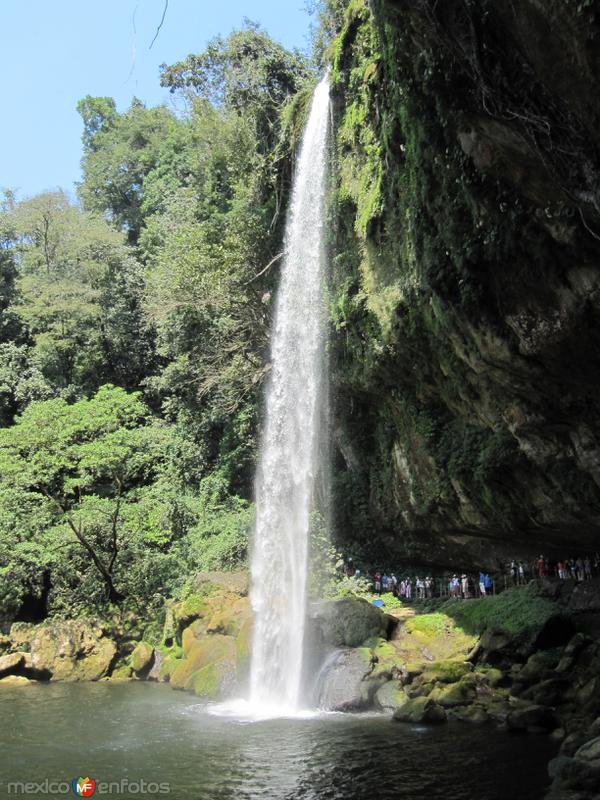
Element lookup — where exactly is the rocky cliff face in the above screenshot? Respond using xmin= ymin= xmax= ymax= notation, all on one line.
xmin=329 ymin=0 xmax=600 ymax=569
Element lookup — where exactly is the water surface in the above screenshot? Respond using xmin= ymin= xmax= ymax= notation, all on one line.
xmin=0 ymin=683 xmax=556 ymax=799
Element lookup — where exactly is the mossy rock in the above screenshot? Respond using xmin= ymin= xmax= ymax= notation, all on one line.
xmin=234 ymin=616 xmax=253 ymax=689
xmin=158 ymin=653 xmax=182 ymax=683
xmin=0 ymin=652 xmax=24 ymax=678
xmin=109 ymin=665 xmax=133 ymax=682
xmin=421 ymin=660 xmax=473 ymax=684
xmin=206 ymin=597 xmax=251 ymax=637
xmin=0 ymin=675 xmax=31 ymax=687
xmin=187 ymin=656 xmax=236 ymax=700
xmin=369 ymin=638 xmax=404 ymax=678
xmin=173 ymin=595 xmax=209 ymax=630
xmin=476 ymin=667 xmax=505 ymax=688
xmin=393 ymin=696 xmax=447 ymax=724
xmin=395 ymin=614 xmax=477 ymax=664
xmin=515 ymin=650 xmax=560 ymax=685
xmin=28 ymin=621 xmax=116 ymax=682
xmin=182 ymin=619 xmax=207 ymax=656
xmin=375 ymin=680 xmax=407 ymax=711
xmin=170 ymin=634 xmax=236 ymax=691
xmin=451 ymin=704 xmax=490 ymax=724
xmin=131 ymin=641 xmax=154 ymax=675
xmin=437 ymin=678 xmax=477 ymax=708
xmin=180 ymin=596 xmax=251 ymax=653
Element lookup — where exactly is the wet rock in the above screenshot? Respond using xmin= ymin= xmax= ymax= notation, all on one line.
xmin=437 ymin=678 xmax=477 ymax=708
xmin=108 ymin=665 xmax=133 ymax=682
xmin=568 ymin=581 xmax=600 ymax=614
xmin=170 ymin=634 xmax=236 ymax=692
xmin=18 ymin=621 xmax=116 ymax=682
xmin=188 ymin=654 xmax=237 ymax=700
xmin=575 ymin=736 xmax=600 ymax=764
xmin=576 ymin=676 xmax=600 ymax=711
xmin=157 ymin=653 xmax=181 ymax=683
xmin=147 ymin=649 xmax=164 ymax=681
xmin=450 ymin=704 xmax=490 ymax=724
xmin=512 ymin=651 xmax=560 ymax=692
xmin=548 ymin=754 xmax=573 ymax=781
xmin=550 ymin=735 xmax=600 ymax=795
xmin=131 ymin=641 xmax=154 ymax=676
xmin=520 ymin=678 xmax=568 ymax=706
xmin=315 ymin=647 xmax=384 ymax=711
xmin=375 ymin=680 xmax=407 ymax=711
xmin=0 ymin=675 xmax=31 ymax=687
xmin=393 ymin=696 xmax=447 ymax=724
xmin=564 ymin=633 xmax=592 ymax=659
xmin=0 ymin=652 xmax=24 ymax=678
xmin=477 ymin=629 xmax=514 ymax=664
xmin=507 ymin=703 xmax=557 ymax=732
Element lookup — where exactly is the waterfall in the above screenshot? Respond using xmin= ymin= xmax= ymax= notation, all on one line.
xmin=248 ymin=75 xmax=331 ymax=715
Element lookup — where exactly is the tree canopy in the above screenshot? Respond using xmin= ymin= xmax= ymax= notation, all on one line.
xmin=0 ymin=22 xmax=311 ymax=622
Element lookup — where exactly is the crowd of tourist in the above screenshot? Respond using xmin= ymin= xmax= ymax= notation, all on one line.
xmin=343 ymin=551 xmax=600 ymax=604
xmin=506 ymin=553 xmax=600 ymax=584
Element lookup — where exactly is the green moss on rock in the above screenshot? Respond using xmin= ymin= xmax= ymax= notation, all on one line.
xmin=157 ymin=653 xmax=181 ymax=683
xmin=375 ymin=680 xmax=407 ymax=711
xmin=170 ymin=634 xmax=236 ymax=691
xmin=131 ymin=641 xmax=154 ymax=674
xmin=421 ymin=660 xmax=473 ymax=684
xmin=0 ymin=675 xmax=31 ymax=687
xmin=393 ymin=696 xmax=447 ymax=724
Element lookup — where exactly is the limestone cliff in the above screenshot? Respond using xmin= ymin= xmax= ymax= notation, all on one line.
xmin=329 ymin=0 xmax=600 ymax=569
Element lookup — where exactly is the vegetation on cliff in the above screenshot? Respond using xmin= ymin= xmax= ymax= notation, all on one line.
xmin=326 ymin=0 xmax=600 ymax=569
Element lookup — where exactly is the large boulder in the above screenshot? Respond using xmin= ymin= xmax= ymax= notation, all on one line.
xmin=168 ymin=581 xmax=252 ymax=700
xmin=0 ymin=675 xmax=31 ymax=688
xmin=12 ymin=621 xmax=117 ymax=682
xmin=170 ymin=634 xmax=236 ymax=693
xmin=506 ymin=703 xmax=557 ymax=732
xmin=435 ymin=677 xmax=477 ymax=708
xmin=391 ymin=613 xmax=477 ymax=664
xmin=315 ymin=647 xmax=384 ymax=711
xmin=131 ymin=641 xmax=154 ymax=676
xmin=393 ymin=696 xmax=447 ymax=724
xmin=0 ymin=652 xmax=24 ymax=678
xmin=308 ymin=598 xmax=389 ymax=649
xmin=548 ymin=735 xmax=600 ymax=795
xmin=187 ymin=655 xmax=237 ymax=700
xmin=375 ymin=680 xmax=407 ymax=711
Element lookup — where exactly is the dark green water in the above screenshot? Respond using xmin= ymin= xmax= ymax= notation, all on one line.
xmin=0 ymin=683 xmax=556 ymax=800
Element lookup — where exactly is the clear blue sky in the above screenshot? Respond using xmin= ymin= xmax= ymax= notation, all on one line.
xmin=0 ymin=0 xmax=312 ymax=200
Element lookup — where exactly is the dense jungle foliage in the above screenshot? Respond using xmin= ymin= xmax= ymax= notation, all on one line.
xmin=0 ymin=20 xmax=325 ymax=622
xmin=4 ymin=0 xmax=599 ymax=623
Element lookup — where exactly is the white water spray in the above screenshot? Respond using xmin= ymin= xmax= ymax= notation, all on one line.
xmin=248 ymin=76 xmax=331 ymax=715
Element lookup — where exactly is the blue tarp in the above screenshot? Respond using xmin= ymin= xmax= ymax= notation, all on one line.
xmin=372 ymin=599 xmax=384 ymax=607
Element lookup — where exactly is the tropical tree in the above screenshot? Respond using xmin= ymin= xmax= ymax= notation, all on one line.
xmin=0 ymin=386 xmax=169 ymax=605
xmin=77 ymin=97 xmax=176 ymax=243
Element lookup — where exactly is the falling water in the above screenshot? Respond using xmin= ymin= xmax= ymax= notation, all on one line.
xmin=249 ymin=76 xmax=331 ymax=715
